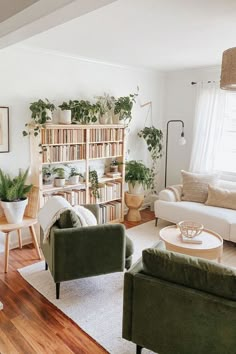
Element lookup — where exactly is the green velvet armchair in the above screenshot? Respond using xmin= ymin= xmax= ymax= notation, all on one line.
xmin=40 ymin=204 xmax=133 ymax=299
xmin=123 ymin=241 xmax=236 ymax=354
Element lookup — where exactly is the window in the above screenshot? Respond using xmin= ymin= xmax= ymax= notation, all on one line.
xmin=215 ymin=93 xmax=236 ymax=174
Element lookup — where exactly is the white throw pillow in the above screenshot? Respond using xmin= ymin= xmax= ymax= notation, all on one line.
xmin=181 ymin=170 xmax=218 ymax=203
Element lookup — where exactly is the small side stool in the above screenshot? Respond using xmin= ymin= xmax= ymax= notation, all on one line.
xmin=125 ymin=192 xmax=144 ymax=222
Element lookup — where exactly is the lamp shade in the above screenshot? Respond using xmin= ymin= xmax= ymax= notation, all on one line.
xmin=220 ymin=47 xmax=236 ymax=90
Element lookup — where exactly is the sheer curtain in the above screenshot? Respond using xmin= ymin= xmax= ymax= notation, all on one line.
xmin=189 ymin=82 xmax=226 ymax=173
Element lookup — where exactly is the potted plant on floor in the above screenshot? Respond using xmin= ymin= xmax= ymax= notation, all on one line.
xmin=23 ymin=98 xmax=56 ymax=137
xmin=53 ymin=167 xmax=66 ymax=187
xmin=114 ymin=90 xmax=138 ymax=125
xmin=0 ymin=168 xmax=32 ymax=223
xmin=138 ymin=126 xmax=163 ymax=194
xmin=125 ymin=160 xmax=152 ymax=194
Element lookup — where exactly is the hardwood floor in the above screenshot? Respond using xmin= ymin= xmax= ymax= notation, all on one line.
xmin=0 ymin=209 xmax=155 ymax=354
xmin=0 ymin=209 xmax=235 ymax=353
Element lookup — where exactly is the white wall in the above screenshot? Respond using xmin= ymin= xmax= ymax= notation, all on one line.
xmin=164 ymin=66 xmax=221 ymax=186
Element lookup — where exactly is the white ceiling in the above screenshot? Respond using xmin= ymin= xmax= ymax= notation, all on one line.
xmin=19 ymin=0 xmax=236 ymax=71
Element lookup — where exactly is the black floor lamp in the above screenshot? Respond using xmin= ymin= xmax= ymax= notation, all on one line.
xmin=164 ymin=120 xmax=186 ymax=188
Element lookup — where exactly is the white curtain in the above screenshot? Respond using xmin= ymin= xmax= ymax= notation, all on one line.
xmin=189 ymin=82 xmax=226 ymax=173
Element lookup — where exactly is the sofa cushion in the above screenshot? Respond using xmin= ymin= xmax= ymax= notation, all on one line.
xmin=142 ymin=247 xmax=236 ymax=301
xmin=57 ymin=209 xmax=82 ymax=229
xmin=206 ymin=184 xmax=236 ymax=210
xmin=181 ymin=170 xmax=218 ymax=203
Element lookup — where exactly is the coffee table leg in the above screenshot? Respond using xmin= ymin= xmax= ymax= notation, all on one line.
xmin=4 ymin=232 xmax=10 ymax=273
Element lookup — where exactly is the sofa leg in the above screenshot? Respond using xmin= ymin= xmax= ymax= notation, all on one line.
xmin=136 ymin=344 xmax=143 ymax=354
xmin=45 ymin=261 xmax=48 ymax=271
xmin=155 ymin=217 xmax=158 ymax=227
xmin=56 ymin=282 xmax=60 ymax=299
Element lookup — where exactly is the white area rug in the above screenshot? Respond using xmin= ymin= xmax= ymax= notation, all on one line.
xmin=18 ymin=219 xmax=170 ymax=353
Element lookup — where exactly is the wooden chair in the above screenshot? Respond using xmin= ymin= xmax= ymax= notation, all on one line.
xmin=0 ymin=186 xmax=42 ymax=272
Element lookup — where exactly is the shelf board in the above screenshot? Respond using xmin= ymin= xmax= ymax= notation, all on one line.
xmin=89 ymin=140 xmax=123 ymax=144
xmin=42 ymin=183 xmax=85 ymax=193
xmin=41 ymin=143 xmax=86 ymax=146
xmin=41 ymin=124 xmax=126 ymax=129
xmin=89 ymin=155 xmax=122 ymax=160
xmin=95 ymin=197 xmax=122 ymax=205
xmin=99 ymin=176 xmax=122 ymax=182
xmin=42 ymin=159 xmax=86 ymax=165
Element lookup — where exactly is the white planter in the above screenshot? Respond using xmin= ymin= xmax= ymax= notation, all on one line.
xmin=60 ymin=110 xmax=71 ymax=125
xmin=45 ymin=109 xmax=53 ymax=124
xmin=113 ymin=113 xmax=120 ymax=124
xmin=69 ymin=175 xmax=79 ymax=185
xmin=1 ymin=198 xmax=28 ymax=224
xmin=54 ymin=178 xmax=65 ymax=187
xmin=99 ymin=111 xmax=113 ymax=124
xmin=128 ymin=182 xmax=144 ymax=195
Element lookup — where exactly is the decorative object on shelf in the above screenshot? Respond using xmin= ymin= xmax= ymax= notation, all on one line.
xmin=58 ymin=101 xmax=72 ymax=124
xmin=220 ymin=47 xmax=236 ymax=90
xmin=0 ymin=168 xmax=32 ymax=223
xmin=0 ymin=106 xmax=9 ymax=153
xmin=110 ymin=159 xmax=120 ymax=173
xmin=53 ymin=167 xmax=66 ymax=187
xmin=138 ymin=126 xmax=163 ymax=193
xmin=125 ymin=160 xmax=152 ymax=195
xmin=114 ymin=90 xmax=139 ymax=125
xmin=89 ymin=169 xmax=99 ymax=198
xmin=68 ymin=167 xmax=83 ymax=185
xmin=71 ymin=100 xmax=99 ymax=124
xmin=42 ymin=165 xmax=54 ymax=185
xmin=23 ymin=98 xmax=56 ymax=137
xmin=177 ymin=220 xmax=204 ymax=239
xmin=96 ymin=93 xmax=115 ymax=124
xmin=165 ymin=120 xmax=186 ymax=188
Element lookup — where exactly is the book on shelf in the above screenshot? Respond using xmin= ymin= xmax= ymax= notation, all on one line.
xmin=106 ymin=172 xmax=121 ymax=178
xmin=181 ymin=234 xmax=203 ymax=244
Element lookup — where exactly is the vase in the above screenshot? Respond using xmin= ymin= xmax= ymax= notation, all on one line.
xmin=60 ymin=110 xmax=71 ymax=124
xmin=69 ymin=175 xmax=79 ymax=185
xmin=45 ymin=109 xmax=53 ymax=124
xmin=1 ymin=198 xmax=28 ymax=224
xmin=128 ymin=182 xmax=144 ymax=195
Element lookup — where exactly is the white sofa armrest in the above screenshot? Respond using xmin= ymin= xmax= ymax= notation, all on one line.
xmin=158 ymin=184 xmax=183 ymax=202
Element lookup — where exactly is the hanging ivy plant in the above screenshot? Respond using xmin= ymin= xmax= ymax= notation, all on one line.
xmin=89 ymin=170 xmax=99 ymax=198
xmin=138 ymin=126 xmax=163 ymax=193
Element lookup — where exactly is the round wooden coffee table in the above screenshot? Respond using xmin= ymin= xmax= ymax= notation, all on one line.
xmin=160 ymin=225 xmax=223 ymax=262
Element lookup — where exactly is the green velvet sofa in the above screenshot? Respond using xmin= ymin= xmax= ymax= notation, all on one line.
xmin=40 ymin=204 xmax=133 ymax=299
xmin=123 ymin=241 xmax=236 ymax=354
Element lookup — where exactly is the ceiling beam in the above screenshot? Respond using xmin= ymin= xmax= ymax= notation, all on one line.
xmin=0 ymin=0 xmax=117 ymax=49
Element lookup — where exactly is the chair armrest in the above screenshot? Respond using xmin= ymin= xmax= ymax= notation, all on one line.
xmin=50 ymin=224 xmax=126 ymax=281
xmin=122 ymin=240 xmax=164 ymax=340
xmin=158 ymin=184 xmax=183 ymax=202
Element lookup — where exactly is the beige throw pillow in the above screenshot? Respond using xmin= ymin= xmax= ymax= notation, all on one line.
xmin=181 ymin=170 xmax=218 ymax=203
xmin=205 ymin=184 xmax=236 ymax=210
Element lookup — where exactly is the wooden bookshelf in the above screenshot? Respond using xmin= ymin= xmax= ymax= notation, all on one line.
xmin=30 ymin=124 xmax=126 ymax=223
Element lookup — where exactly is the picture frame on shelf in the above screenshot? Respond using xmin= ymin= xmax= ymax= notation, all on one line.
xmin=0 ymin=106 xmax=9 ymax=153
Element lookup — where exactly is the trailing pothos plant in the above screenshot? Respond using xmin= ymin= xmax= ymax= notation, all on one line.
xmin=114 ymin=90 xmax=139 ymax=125
xmin=71 ymin=100 xmax=100 ymax=124
xmin=138 ymin=126 xmax=163 ymax=193
xmin=22 ymin=98 xmax=55 ymax=137
xmin=89 ymin=170 xmax=99 ymax=199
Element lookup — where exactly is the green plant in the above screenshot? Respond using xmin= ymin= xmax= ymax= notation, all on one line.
xmin=138 ymin=126 xmax=163 ymax=193
xmin=69 ymin=167 xmax=82 ymax=178
xmin=23 ymin=98 xmax=56 ymax=137
xmin=0 ymin=168 xmax=32 ymax=202
xmin=70 ymin=100 xmax=99 ymax=124
xmin=89 ymin=170 xmax=99 ymax=198
xmin=125 ymin=160 xmax=152 ymax=189
xmin=58 ymin=101 xmax=73 ymax=111
xmin=53 ymin=167 xmax=65 ymax=179
xmin=114 ymin=91 xmax=138 ymax=124
xmin=96 ymin=93 xmax=116 ymax=115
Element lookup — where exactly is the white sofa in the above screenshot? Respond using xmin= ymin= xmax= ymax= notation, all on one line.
xmin=154 ymin=180 xmax=236 ymax=243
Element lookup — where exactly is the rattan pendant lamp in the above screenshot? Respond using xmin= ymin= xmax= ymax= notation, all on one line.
xmin=220 ymin=47 xmax=236 ymax=90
